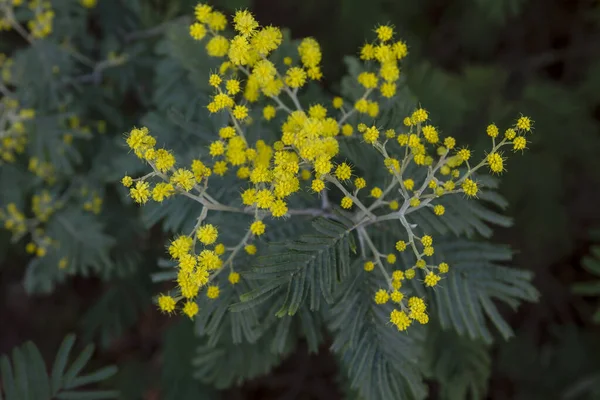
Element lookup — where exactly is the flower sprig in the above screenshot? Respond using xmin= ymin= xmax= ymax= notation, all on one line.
xmin=123 ymin=3 xmax=534 ymax=330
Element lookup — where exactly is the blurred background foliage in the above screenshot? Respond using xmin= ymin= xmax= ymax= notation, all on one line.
xmin=1 ymin=0 xmax=600 ymax=398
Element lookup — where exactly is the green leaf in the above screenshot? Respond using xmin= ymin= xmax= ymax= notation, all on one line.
xmin=0 ymin=355 xmax=16 ymax=400
xmin=582 ymin=254 xmax=600 ymax=276
xmin=24 ymin=210 xmax=116 ymax=295
xmin=55 ymin=390 xmax=119 ymax=399
xmin=1 ymin=334 xmax=117 ymax=400
xmin=327 ymin=261 xmax=428 ymax=400
xmin=430 ymin=240 xmax=539 ymax=343
xmin=24 ymin=343 xmax=51 ymax=400
xmin=12 ymin=347 xmax=29 ymax=400
xmin=63 ymin=345 xmax=95 ymax=386
xmin=423 ymin=326 xmax=491 ymax=400
xmin=236 ymin=217 xmax=355 ymax=316
xmin=65 ymin=366 xmax=118 ymax=390
xmin=572 ymin=281 xmax=600 ymax=296
xmin=52 ymin=334 xmax=76 ymax=394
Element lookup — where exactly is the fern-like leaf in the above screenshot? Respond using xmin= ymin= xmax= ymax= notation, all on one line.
xmin=231 ymin=217 xmax=356 ymax=316
xmin=0 ymin=334 xmax=118 ymax=400
xmin=423 ymin=326 xmax=491 ymax=400
xmin=429 ymin=240 xmax=539 ymax=343
xmin=573 ymin=243 xmax=600 ymax=323
xmin=327 ymin=260 xmax=428 ymax=400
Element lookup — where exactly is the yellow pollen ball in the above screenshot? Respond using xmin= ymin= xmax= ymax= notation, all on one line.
xmin=374 ymin=289 xmax=389 ymax=304
xmin=228 ymin=272 xmax=241 ymax=284
xmin=206 ymin=285 xmax=220 ymax=299
xmin=182 ymin=301 xmax=199 ymax=318
xmin=250 ymin=220 xmax=266 ymax=236
xmin=245 ymin=244 xmax=257 ymax=255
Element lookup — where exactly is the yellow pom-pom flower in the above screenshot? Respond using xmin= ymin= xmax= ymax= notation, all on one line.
xmin=370 ymin=187 xmax=383 ymax=198
xmin=335 ymin=162 xmax=352 ymax=180
xmin=374 ymin=289 xmax=389 ymax=304
xmin=245 ymin=244 xmax=257 ymax=255
xmin=341 ymin=196 xmax=353 ymax=209
xmin=197 ymin=224 xmax=218 ymax=245
xmin=228 ymin=272 xmax=241 ymax=284
xmin=250 ymin=220 xmax=266 ymax=236
xmin=182 ymin=301 xmax=199 ymax=318
xmin=487 ymin=124 xmax=499 ymax=138
xmin=158 ymin=294 xmax=176 ymax=314
xmin=424 ymin=272 xmax=441 ymax=287
xmin=206 ymin=285 xmax=220 ymax=299
xmin=433 ymin=205 xmax=445 ymax=216
xmin=462 ymin=179 xmax=478 ymax=197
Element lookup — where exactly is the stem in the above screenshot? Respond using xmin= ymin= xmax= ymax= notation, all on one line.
xmin=359 ymin=227 xmax=393 ymax=289
xmin=227 ymin=109 xmax=248 ymax=145
xmin=325 ymin=176 xmax=375 ymax=220
xmin=283 ymin=86 xmax=303 ymax=111
xmin=208 ymin=228 xmax=253 ymax=283
xmin=270 ymin=95 xmax=293 ymax=113
xmin=337 ymin=88 xmax=373 ymax=126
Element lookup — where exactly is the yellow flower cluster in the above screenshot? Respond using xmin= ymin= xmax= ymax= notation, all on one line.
xmin=0 ymin=203 xmax=26 ymax=235
xmin=0 ymin=201 xmax=58 ymax=258
xmin=82 ymin=191 xmax=103 ymax=215
xmin=25 ymin=0 xmax=55 ymax=39
xmin=0 ymin=94 xmax=34 ymax=164
xmin=388 ymin=297 xmax=429 ymax=331
xmin=124 ymin=124 xmax=264 ymax=317
xmin=80 ymin=0 xmax=97 ymax=8
xmin=28 ymin=157 xmax=56 ymax=184
xmin=123 ymin=3 xmax=535 ymax=329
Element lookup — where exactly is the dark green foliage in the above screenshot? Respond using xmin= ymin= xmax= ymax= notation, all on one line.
xmin=163 ymin=320 xmax=220 ymax=400
xmin=327 ymin=261 xmax=428 ymax=400
xmin=2 ymin=0 xmax=598 ymax=398
xmin=233 ymin=216 xmax=356 ymax=316
xmin=430 ymin=240 xmax=539 ymax=343
xmin=0 ymin=334 xmax=117 ymax=400
xmin=573 ymin=231 xmax=600 ymax=324
xmin=497 ymin=325 xmax=600 ymax=400
xmin=423 ymin=327 xmax=491 ymax=400
xmin=80 ymin=273 xmax=153 ymax=349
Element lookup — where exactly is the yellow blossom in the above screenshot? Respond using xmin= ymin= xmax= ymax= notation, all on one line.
xmin=182 ymin=301 xmax=199 ymax=318
xmin=462 ymin=179 xmax=478 ymax=197
xmin=370 ymin=187 xmax=383 ymax=198
xmin=206 ymin=285 xmax=220 ymax=299
xmin=424 ymin=272 xmax=441 ymax=287
xmin=341 ymin=196 xmax=353 ymax=209
xmin=228 ymin=272 xmax=241 ymax=284
xmin=130 ymin=181 xmax=150 ymax=204
xmin=158 ymin=294 xmax=177 ymax=314
xmin=374 ymin=289 xmax=389 ymax=304
xmin=197 ymin=224 xmax=218 ymax=245
xmin=250 ymin=220 xmax=265 ymax=236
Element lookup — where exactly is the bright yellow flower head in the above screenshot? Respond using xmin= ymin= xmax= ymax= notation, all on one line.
xmin=375 ymin=25 xmax=394 ymax=42
xmin=228 ymin=272 xmax=241 ymax=284
xmin=206 ymin=285 xmax=220 ymax=299
xmin=190 ymin=23 xmax=206 ymax=40
xmin=233 ymin=10 xmax=258 ymax=36
xmin=250 ymin=220 xmax=265 ymax=236
xmin=340 ymin=196 xmax=353 ymax=209
xmin=158 ymin=294 xmax=176 ymax=314
xmin=197 ymin=224 xmax=218 ymax=245
xmin=182 ymin=301 xmax=199 ymax=318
